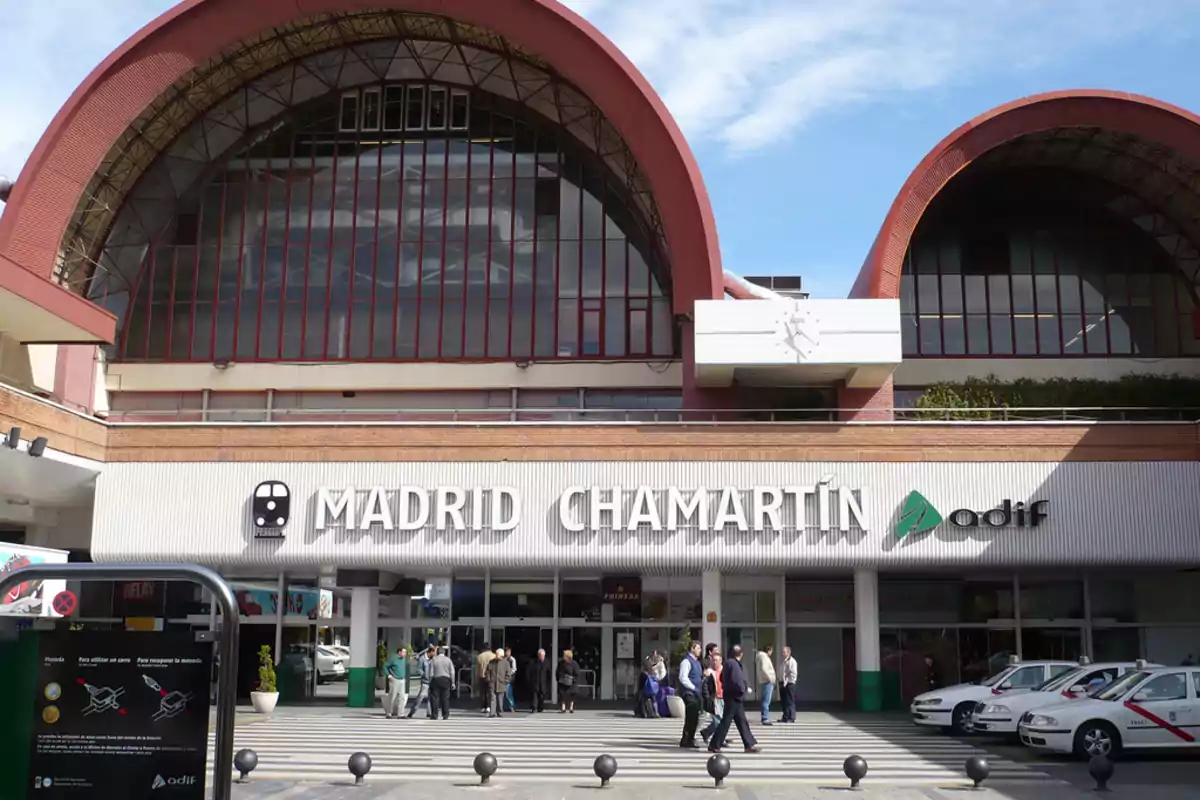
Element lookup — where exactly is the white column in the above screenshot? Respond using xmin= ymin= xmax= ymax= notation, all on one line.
xmin=702 ymin=571 xmax=722 ymax=650
xmin=853 ymin=568 xmax=881 ymax=711
xmin=349 ymin=586 xmax=379 ymax=707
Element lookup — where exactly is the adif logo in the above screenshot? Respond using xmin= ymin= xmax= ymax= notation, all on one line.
xmin=896 ymin=491 xmax=943 ymax=540
xmin=153 ymin=774 xmax=197 ymax=789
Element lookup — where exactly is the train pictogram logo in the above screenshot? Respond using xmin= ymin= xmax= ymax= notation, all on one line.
xmin=252 ymin=481 xmax=291 ymax=537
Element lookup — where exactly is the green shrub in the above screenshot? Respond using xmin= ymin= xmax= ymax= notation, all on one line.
xmin=257 ymin=644 xmax=276 ymax=693
xmin=910 ymin=374 xmax=1200 ymax=419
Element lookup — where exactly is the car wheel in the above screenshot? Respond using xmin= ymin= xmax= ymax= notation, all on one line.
xmin=1073 ymin=721 xmax=1121 ymax=760
xmin=317 ymin=674 xmax=326 ymax=685
xmin=951 ymin=703 xmax=974 ymax=735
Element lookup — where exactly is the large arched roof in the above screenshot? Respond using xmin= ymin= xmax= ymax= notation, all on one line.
xmin=852 ymin=90 xmax=1200 ymax=299
xmin=0 ymin=0 xmax=722 ymax=325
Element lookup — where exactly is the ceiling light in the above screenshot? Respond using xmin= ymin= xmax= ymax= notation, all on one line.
xmin=28 ymin=437 xmax=47 ymax=458
xmin=3 ymin=427 xmax=19 ymax=449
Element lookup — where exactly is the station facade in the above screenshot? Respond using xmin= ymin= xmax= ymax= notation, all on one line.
xmin=2 ymin=0 xmax=1200 ymax=712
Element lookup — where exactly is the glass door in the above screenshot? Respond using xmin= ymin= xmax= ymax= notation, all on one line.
xmin=1022 ymin=626 xmax=1084 ymax=661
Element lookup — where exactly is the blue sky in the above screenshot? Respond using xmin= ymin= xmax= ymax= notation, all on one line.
xmin=4 ymin=0 xmax=1200 ymax=297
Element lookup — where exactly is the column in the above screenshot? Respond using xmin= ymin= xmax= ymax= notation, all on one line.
xmin=348 ymin=586 xmax=379 ymax=708
xmin=702 ymin=571 xmax=722 ymax=650
xmin=273 ymin=573 xmax=285 ymax=666
xmin=853 ymin=569 xmax=881 ymax=712
xmin=551 ymin=570 xmax=560 ymax=705
xmin=601 ymin=604 xmax=614 ymax=700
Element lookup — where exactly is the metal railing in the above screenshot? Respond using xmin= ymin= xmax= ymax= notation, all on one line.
xmin=101 ymin=405 xmax=1200 ymax=425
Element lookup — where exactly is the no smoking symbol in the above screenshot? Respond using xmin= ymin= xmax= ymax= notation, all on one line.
xmin=52 ymin=591 xmax=77 ymax=616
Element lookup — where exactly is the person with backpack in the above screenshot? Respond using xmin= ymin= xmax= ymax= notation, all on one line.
xmin=638 ymin=656 xmax=661 ymax=718
xmin=557 ymin=649 xmax=581 ymax=713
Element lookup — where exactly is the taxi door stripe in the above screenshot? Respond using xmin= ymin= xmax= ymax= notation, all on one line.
xmin=1123 ymin=701 xmax=1196 ymax=743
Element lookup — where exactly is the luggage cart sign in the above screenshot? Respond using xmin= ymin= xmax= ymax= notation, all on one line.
xmin=29 ymin=630 xmax=212 ymax=798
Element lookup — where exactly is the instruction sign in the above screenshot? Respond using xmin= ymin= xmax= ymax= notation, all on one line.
xmin=29 ymin=631 xmax=212 ymax=798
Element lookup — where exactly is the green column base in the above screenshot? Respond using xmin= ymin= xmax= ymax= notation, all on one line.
xmin=347 ymin=667 xmax=377 ymax=708
xmin=857 ymin=670 xmax=883 ymax=712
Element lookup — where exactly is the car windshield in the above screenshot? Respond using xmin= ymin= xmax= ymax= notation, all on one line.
xmin=1035 ymin=667 xmax=1084 ymax=692
xmin=981 ymin=666 xmax=1017 ymax=687
xmin=1093 ymin=670 xmax=1151 ymax=700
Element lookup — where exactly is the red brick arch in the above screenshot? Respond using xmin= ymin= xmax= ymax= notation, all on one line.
xmin=852 ymin=90 xmax=1200 ymax=299
xmin=0 ymin=0 xmax=722 ymax=328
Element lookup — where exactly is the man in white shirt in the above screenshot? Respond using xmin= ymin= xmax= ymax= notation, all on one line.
xmin=754 ymin=645 xmax=777 ymax=725
xmin=778 ymin=646 xmax=798 ymax=723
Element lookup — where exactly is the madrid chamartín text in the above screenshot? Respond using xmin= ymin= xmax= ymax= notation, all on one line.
xmin=313 ymin=483 xmax=870 ymax=533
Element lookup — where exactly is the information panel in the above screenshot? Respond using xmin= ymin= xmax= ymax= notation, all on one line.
xmin=29 ymin=631 xmax=211 ymax=798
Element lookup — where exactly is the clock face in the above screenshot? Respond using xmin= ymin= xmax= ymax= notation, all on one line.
xmin=772 ymin=305 xmax=821 ymax=362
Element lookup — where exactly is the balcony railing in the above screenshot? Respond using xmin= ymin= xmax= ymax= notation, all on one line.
xmin=102 ymin=406 xmax=1200 ymax=425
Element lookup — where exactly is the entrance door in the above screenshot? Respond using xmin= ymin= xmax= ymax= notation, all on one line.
xmin=505 ymin=626 xmax=544 ymax=703
xmin=1023 ymin=626 xmax=1084 ymax=661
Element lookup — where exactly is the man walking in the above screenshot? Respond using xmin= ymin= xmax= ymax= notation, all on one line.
xmin=504 ymin=649 xmax=518 ymax=712
xmin=708 ymin=645 xmax=760 ymax=753
xmin=485 ymin=647 xmax=513 ymax=717
xmin=406 ymin=644 xmax=436 ymax=719
xmin=382 ymin=646 xmax=408 ymax=718
xmin=677 ymin=640 xmax=704 ymax=748
xmin=476 ymin=643 xmax=496 ymax=712
xmin=755 ymin=644 xmax=777 ymax=725
xmin=779 ymin=645 xmax=798 ymax=723
xmin=530 ymin=648 xmax=552 ymax=712
xmin=429 ymin=646 xmax=456 ymax=720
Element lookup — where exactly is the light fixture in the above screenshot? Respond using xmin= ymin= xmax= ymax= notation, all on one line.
xmin=3 ymin=427 xmax=19 ymax=449
xmin=213 ymin=358 xmax=232 ymax=370
xmin=28 ymin=437 xmax=47 ymax=458
xmin=514 ymin=359 xmax=531 ymax=370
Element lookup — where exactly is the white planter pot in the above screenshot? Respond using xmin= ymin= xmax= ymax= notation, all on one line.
xmin=665 ymin=694 xmax=685 ymax=719
xmin=375 ymin=675 xmax=386 ymax=690
xmin=250 ymin=691 xmax=279 ymax=714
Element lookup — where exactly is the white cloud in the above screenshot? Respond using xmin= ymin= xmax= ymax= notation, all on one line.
xmin=577 ymin=0 xmax=1200 ymax=154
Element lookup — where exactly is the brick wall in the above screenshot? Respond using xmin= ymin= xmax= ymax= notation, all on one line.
xmin=837 ymin=376 xmax=895 ymax=421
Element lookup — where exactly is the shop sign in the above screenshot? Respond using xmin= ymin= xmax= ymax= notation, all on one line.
xmin=896 ymin=491 xmax=1049 ymax=540
xmin=602 ymin=577 xmax=641 ymax=603
xmin=29 ymin=630 xmax=211 ymax=798
xmin=558 ymin=482 xmax=869 ymax=534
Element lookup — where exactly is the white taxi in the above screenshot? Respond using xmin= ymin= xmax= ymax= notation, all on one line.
xmin=912 ymin=659 xmax=1077 ymax=734
xmin=1019 ymin=666 xmax=1200 ymax=758
xmin=970 ymin=661 xmax=1156 ymax=738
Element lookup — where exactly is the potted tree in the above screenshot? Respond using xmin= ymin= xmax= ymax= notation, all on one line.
xmin=251 ymin=644 xmax=279 ymax=713
xmin=375 ymin=641 xmax=388 ymax=690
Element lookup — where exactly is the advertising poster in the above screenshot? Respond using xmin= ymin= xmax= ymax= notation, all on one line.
xmin=616 ymin=632 xmax=635 ymax=660
xmin=29 ymin=631 xmax=212 ymax=798
xmin=1 ymin=545 xmax=68 ymax=618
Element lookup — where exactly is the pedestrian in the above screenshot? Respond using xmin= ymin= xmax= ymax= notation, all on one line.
xmin=476 ymin=643 xmax=496 ymax=712
xmin=429 ymin=646 xmax=456 ymax=720
xmin=405 ymin=644 xmax=436 ymax=719
xmin=677 ymin=639 xmax=704 ymax=748
xmin=651 ymin=650 xmax=667 ymax=682
xmin=708 ymin=644 xmax=760 ymax=753
xmin=486 ymin=647 xmax=513 ymax=717
xmin=924 ymin=655 xmax=942 ymax=691
xmin=504 ymin=649 xmax=518 ymax=712
xmin=779 ymin=645 xmax=798 ymax=723
xmin=382 ymin=646 xmax=408 ymax=718
xmin=638 ymin=656 xmax=661 ymax=718
xmin=700 ymin=651 xmax=730 ymax=747
xmin=557 ymin=649 xmax=581 ymax=713
xmin=755 ymin=644 xmax=776 ymax=725
xmin=1183 ymin=654 xmax=1196 ymax=666
xmin=530 ymin=648 xmax=552 ymax=712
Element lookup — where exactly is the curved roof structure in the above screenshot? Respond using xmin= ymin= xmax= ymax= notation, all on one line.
xmin=852 ymin=90 xmax=1200 ymax=299
xmin=0 ymin=0 xmax=722 ymax=331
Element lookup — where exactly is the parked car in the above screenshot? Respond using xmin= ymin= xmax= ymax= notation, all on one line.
xmin=316 ymin=646 xmax=347 ymax=683
xmin=911 ymin=659 xmax=1077 ymax=734
xmin=970 ymin=661 xmax=1158 ymax=738
xmin=1019 ymin=666 xmax=1200 ymax=759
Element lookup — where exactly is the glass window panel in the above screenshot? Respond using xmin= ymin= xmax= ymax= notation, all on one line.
xmin=989 ymin=316 xmax=1013 ymax=354
xmin=651 ymin=298 xmax=673 ymax=355
xmin=1061 ymin=315 xmax=1085 ymax=354
xmin=964 ymin=275 xmax=987 ymax=313
xmin=901 ymin=314 xmax=917 ymax=354
xmin=916 ymin=275 xmax=940 ymax=313
xmin=605 ymin=240 xmax=626 ymax=296
xmin=1032 ymin=233 xmax=1055 ymax=274
xmin=450 ymin=90 xmax=470 ymax=130
xmin=918 ymin=316 xmax=941 ymax=355
xmin=405 ymin=86 xmax=425 ymax=130
xmin=628 ymin=308 xmax=647 ymax=355
xmin=1082 ymin=277 xmax=1106 ymax=312
xmin=383 ymin=86 xmax=405 ymax=131
xmin=1009 ymin=232 xmax=1032 ymax=273
xmin=558 ymin=299 xmax=578 ymax=356
xmin=1127 ymin=308 xmax=1155 ymax=354
xmin=1108 ymin=313 xmax=1132 ymax=354
xmin=1106 ymin=273 xmax=1129 ymax=306
xmin=582 ymin=241 xmax=603 ymax=297
xmin=1035 ymin=275 xmax=1058 ymax=313
xmin=900 ymin=275 xmax=915 ymax=314
xmin=1037 ymin=315 xmax=1061 ymax=355
xmin=912 ymin=242 xmax=938 ymax=273
xmin=987 ymin=275 xmax=1011 ymax=313
xmin=942 ymin=316 xmax=965 ymax=355
xmin=941 ymin=275 xmax=963 ymax=313
xmin=605 ymin=299 xmax=626 ymax=356
xmin=628 ymin=246 xmax=650 ymax=296
xmin=339 ymin=92 xmax=359 ymax=132
xmin=938 ymin=241 xmax=961 ymax=273
xmin=966 ymin=315 xmax=990 ymax=355
xmin=427 ymin=87 xmax=448 ymax=130
xmin=1085 ymin=314 xmax=1108 ymax=355
xmin=1011 ymin=275 xmax=1034 ymax=313
xmin=361 ymin=89 xmax=381 ymax=131
xmin=582 ymin=185 xmax=604 ymax=239
xmin=1014 ymin=316 xmax=1037 ymax=355
xmin=1059 ymin=274 xmax=1081 ymax=313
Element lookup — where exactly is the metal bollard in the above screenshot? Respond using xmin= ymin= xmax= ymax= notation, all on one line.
xmin=593 ymin=754 xmax=618 ymax=788
xmin=843 ymin=755 xmax=868 ymax=790
xmin=233 ymin=749 xmax=258 ymax=783
xmin=965 ymin=755 xmax=990 ymax=789
xmin=474 ymin=752 xmax=498 ymax=786
xmin=706 ymin=753 xmax=730 ymax=789
xmin=348 ymin=752 xmax=372 ymax=786
xmin=1089 ymin=755 xmax=1114 ymax=792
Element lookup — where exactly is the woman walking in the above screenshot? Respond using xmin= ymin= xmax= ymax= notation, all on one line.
xmin=557 ymin=649 xmax=581 ymax=713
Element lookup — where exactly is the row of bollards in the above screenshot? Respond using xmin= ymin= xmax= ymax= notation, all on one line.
xmin=232 ymin=746 xmax=1118 ymax=791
